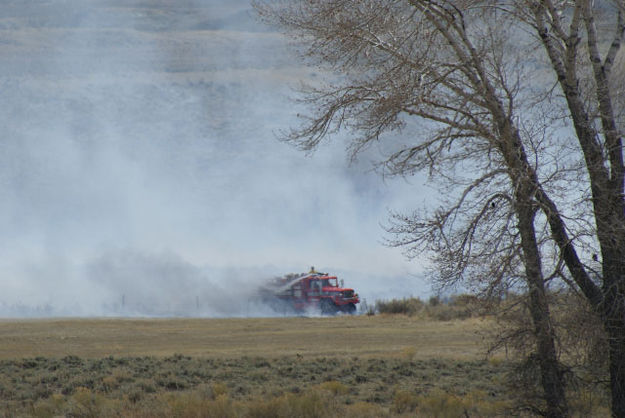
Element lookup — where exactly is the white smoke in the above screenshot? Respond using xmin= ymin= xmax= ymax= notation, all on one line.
xmin=0 ymin=0 xmax=430 ymax=317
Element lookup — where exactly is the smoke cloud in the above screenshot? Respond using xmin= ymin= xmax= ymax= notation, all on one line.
xmin=0 ymin=0 xmax=429 ymax=317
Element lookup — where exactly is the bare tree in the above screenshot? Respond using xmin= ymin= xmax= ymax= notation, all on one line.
xmin=511 ymin=1 xmax=625 ymax=416
xmin=254 ymin=1 xmax=572 ymax=415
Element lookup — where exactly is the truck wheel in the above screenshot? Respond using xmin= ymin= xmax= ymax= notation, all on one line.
xmin=320 ymin=299 xmax=337 ymax=315
xmin=343 ymin=303 xmax=357 ymax=314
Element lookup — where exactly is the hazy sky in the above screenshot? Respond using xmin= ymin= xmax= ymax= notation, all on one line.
xmin=0 ymin=0 xmax=432 ymax=316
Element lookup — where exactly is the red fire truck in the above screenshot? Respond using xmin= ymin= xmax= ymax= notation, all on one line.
xmin=259 ymin=268 xmax=359 ymax=314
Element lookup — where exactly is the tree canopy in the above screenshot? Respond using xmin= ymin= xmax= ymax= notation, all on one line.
xmin=255 ymin=1 xmax=625 ymax=416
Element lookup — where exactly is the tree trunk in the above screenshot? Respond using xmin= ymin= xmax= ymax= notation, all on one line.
xmin=602 ymin=266 xmax=625 ymax=418
xmin=607 ymin=321 xmax=625 ymax=418
xmin=527 ymin=284 xmax=568 ymax=418
xmin=516 ymin=193 xmax=568 ymax=418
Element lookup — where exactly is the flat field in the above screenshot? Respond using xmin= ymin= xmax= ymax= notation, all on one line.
xmin=0 ymin=315 xmax=523 ymax=417
xmin=0 ymin=315 xmax=492 ymax=360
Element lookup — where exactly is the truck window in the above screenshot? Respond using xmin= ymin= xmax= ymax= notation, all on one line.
xmin=309 ymin=280 xmax=321 ymax=295
xmin=292 ymin=283 xmax=303 ymax=298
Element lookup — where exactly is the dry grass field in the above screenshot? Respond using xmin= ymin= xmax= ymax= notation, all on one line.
xmin=0 ymin=315 xmax=492 ymax=360
xmin=0 ymin=314 xmax=611 ymax=417
xmin=0 ymin=315 xmax=524 ymax=417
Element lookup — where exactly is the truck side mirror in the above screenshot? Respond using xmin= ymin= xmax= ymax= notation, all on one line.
xmin=340 ymin=279 xmax=344 ymax=288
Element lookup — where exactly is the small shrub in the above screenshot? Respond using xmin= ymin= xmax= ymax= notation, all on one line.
xmin=161 ymin=392 xmax=238 ymax=418
xmin=136 ymin=378 xmax=157 ymax=394
xmin=246 ymin=391 xmax=335 ymax=418
xmin=126 ymin=389 xmax=143 ymax=404
xmin=211 ymin=382 xmax=229 ymax=398
xmin=66 ymin=387 xmax=106 ymax=418
xmin=210 ymin=394 xmax=238 ymax=418
xmin=112 ymin=368 xmax=133 ymax=384
xmin=416 ymin=389 xmax=467 ymax=418
xmin=569 ymin=388 xmax=611 ymax=417
xmin=30 ymin=394 xmax=65 ymax=418
xmin=101 ymin=375 xmax=118 ymax=392
xmin=392 ymin=389 xmax=419 ymax=413
xmin=376 ymin=294 xmax=482 ymax=319
xmin=451 ymin=294 xmax=479 ymax=307
xmin=360 ymin=299 xmax=375 ymax=316
xmin=354 ymin=374 xmax=367 ymax=383
xmin=376 ymin=298 xmax=424 ymax=316
xmin=245 ymin=396 xmax=284 ymax=418
xmin=426 ymin=301 xmax=474 ymax=321
xmin=463 ymin=390 xmax=511 ymax=417
xmin=157 ymin=373 xmax=188 ymax=391
xmin=194 ymin=383 xmax=214 ymax=400
xmin=250 ymin=371 xmax=268 ymax=382
xmin=317 ymin=380 xmax=349 ymax=396
xmin=283 ymin=391 xmax=334 ymax=418
xmin=488 ymin=356 xmax=505 ymax=367
xmin=345 ymin=401 xmax=387 ymax=417
xmin=400 ymin=347 xmax=417 ymax=361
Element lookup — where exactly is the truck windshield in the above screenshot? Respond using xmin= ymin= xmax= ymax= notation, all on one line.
xmin=319 ymin=278 xmax=338 ymax=287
